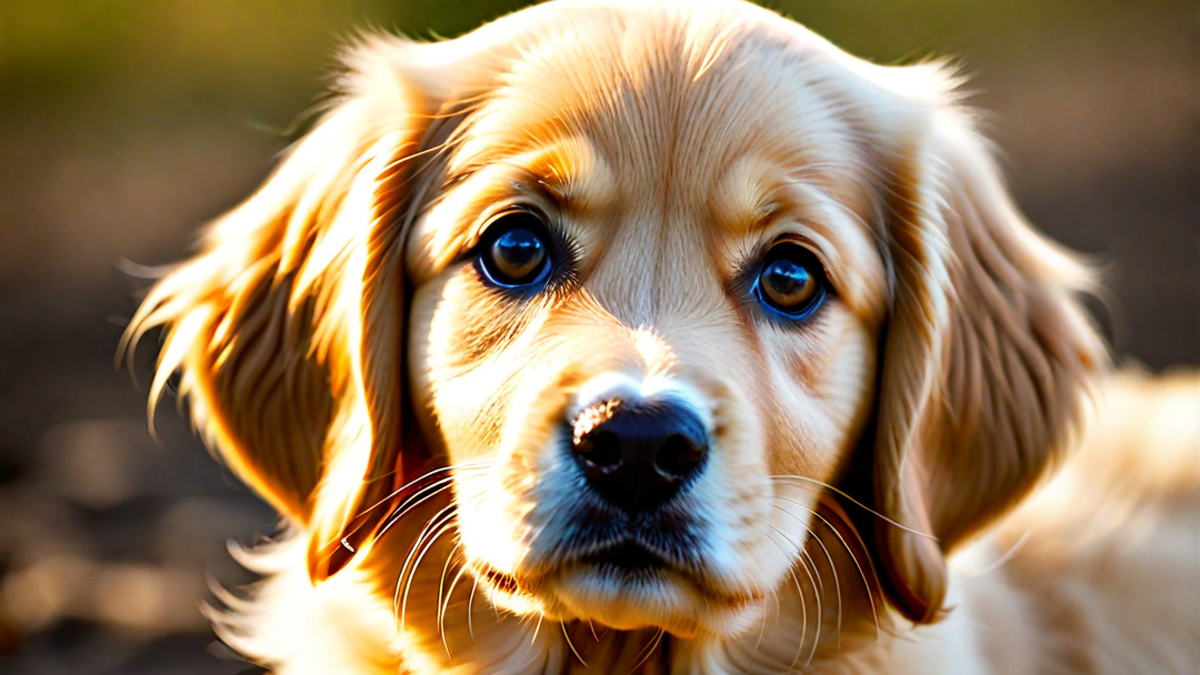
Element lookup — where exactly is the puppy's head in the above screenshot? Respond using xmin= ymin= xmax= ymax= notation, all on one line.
xmin=127 ymin=0 xmax=1102 ymax=651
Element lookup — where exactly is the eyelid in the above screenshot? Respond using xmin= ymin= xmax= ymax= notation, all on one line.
xmin=466 ymin=203 xmax=551 ymax=252
xmin=736 ymin=233 xmax=830 ymax=283
xmin=769 ymin=233 xmax=822 ymax=259
xmin=767 ymin=234 xmax=836 ymax=294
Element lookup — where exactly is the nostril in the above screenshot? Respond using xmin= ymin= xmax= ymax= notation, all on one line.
xmin=570 ymin=396 xmax=709 ymax=514
xmin=654 ymin=434 xmax=705 ymax=480
xmin=575 ymin=430 xmax=622 ymax=471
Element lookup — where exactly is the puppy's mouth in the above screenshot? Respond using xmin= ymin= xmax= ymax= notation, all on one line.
xmin=580 ymin=541 xmax=667 ymax=573
xmin=471 ymin=540 xmax=670 ymax=599
xmin=469 ymin=538 xmax=766 ymax=637
xmin=570 ymin=540 xmax=764 ymax=608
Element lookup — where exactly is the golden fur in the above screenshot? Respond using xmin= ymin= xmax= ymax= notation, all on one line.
xmin=123 ymin=1 xmax=1198 ymax=672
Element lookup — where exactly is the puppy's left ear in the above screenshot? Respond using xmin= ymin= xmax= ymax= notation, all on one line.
xmin=867 ymin=73 xmax=1107 ymax=623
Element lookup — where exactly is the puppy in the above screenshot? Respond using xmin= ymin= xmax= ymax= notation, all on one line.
xmin=124 ymin=1 xmax=1198 ymax=673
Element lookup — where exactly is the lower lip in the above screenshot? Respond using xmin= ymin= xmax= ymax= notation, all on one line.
xmin=580 ymin=543 xmax=669 ymax=572
xmin=472 ymin=559 xmax=765 ymax=613
xmin=562 ymin=561 xmax=764 ymax=609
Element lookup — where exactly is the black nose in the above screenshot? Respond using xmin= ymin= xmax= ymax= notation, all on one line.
xmin=571 ymin=399 xmax=708 ymax=514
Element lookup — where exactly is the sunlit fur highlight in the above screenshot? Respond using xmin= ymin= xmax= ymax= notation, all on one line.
xmin=124 ymin=1 xmax=1197 ymax=673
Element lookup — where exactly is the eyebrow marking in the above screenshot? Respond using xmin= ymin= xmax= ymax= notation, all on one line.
xmin=748 ymin=201 xmax=783 ymax=233
xmin=444 ymin=135 xmax=615 ymax=218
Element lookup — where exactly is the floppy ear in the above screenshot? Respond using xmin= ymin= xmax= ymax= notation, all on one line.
xmin=866 ymin=79 xmax=1106 ymax=623
xmin=122 ymin=35 xmax=474 ymax=581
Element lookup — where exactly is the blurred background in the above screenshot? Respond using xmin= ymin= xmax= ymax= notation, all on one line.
xmin=0 ymin=0 xmax=1195 ymax=672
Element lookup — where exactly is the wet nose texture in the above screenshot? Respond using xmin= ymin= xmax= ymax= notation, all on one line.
xmin=571 ymin=400 xmax=708 ymax=514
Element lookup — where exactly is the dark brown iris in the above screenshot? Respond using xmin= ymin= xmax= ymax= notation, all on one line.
xmin=756 ymin=243 xmax=826 ymax=317
xmin=480 ymin=212 xmax=549 ymax=286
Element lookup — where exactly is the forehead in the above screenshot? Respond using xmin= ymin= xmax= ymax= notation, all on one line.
xmin=454 ymin=16 xmax=874 ymax=213
xmin=412 ymin=10 xmax=888 ymax=317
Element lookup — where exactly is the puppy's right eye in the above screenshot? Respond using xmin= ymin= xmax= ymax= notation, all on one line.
xmin=478 ymin=211 xmax=551 ymax=288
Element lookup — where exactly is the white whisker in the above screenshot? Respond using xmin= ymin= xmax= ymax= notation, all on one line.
xmin=467 ymin=568 xmax=481 ymax=646
xmin=397 ymin=503 xmax=457 ymax=632
xmin=776 ymin=496 xmax=882 ymax=639
xmin=780 ymin=524 xmax=823 ymax=669
xmin=562 ymin=621 xmax=588 ymax=668
xmin=766 ymin=529 xmax=808 ymax=671
xmin=438 ymin=544 xmax=468 ymax=661
xmin=530 ymin=612 xmax=544 ymax=647
xmin=770 ymin=474 xmax=937 ymax=540
xmin=629 ymin=628 xmax=665 ymax=673
xmin=771 ymin=502 xmax=845 ymax=648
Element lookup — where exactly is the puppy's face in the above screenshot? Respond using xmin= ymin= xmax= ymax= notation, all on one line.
xmin=403 ymin=24 xmax=887 ymax=637
xmin=129 ymin=0 xmax=1103 ymax=665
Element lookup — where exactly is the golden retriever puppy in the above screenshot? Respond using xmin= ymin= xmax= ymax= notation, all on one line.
xmin=123 ymin=1 xmax=1198 ymax=673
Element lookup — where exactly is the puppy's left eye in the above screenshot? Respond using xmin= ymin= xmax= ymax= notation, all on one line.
xmin=478 ymin=211 xmax=551 ymax=287
xmin=754 ymin=242 xmax=828 ymax=319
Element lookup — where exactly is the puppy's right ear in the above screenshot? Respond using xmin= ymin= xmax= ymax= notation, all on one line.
xmin=120 ymin=35 xmax=472 ymax=541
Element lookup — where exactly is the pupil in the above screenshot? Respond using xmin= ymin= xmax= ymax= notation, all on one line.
xmin=491 ymin=228 xmax=545 ymax=281
xmin=765 ymin=259 xmax=811 ymax=304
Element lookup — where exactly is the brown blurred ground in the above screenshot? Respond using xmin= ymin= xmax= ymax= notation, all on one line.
xmin=0 ymin=1 xmax=1196 ymax=673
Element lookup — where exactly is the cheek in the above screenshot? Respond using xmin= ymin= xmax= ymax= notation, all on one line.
xmin=408 ymin=268 xmax=551 ymax=463
xmin=761 ymin=305 xmax=877 ymax=480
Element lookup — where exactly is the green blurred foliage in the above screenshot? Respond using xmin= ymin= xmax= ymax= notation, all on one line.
xmin=0 ymin=0 xmax=525 ymax=114
xmin=1 ymin=0 xmax=1183 ymax=118
xmin=0 ymin=0 xmax=1188 ymax=208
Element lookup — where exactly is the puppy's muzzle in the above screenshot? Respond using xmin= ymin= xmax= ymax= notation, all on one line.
xmin=571 ymin=398 xmax=708 ymax=514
